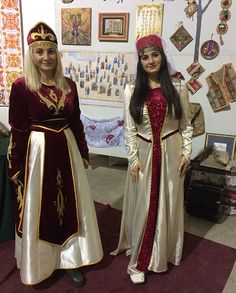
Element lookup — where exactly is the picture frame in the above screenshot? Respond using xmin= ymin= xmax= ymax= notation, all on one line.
xmin=61 ymin=8 xmax=92 ymax=46
xmin=204 ymin=132 xmax=236 ymax=160
xmin=98 ymin=12 xmax=129 ymax=42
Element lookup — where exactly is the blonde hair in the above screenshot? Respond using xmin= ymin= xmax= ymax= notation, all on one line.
xmin=24 ymin=44 xmax=71 ymax=94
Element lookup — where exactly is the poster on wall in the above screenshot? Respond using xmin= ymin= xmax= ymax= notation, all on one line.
xmin=0 ymin=0 xmax=23 ymax=107
xmin=61 ymin=51 xmax=136 ymax=106
xmin=135 ymin=4 xmax=164 ymax=39
xmin=61 ymin=8 xmax=92 ymax=45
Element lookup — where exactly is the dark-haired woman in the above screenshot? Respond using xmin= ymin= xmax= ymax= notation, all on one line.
xmin=111 ymin=34 xmax=193 ymax=284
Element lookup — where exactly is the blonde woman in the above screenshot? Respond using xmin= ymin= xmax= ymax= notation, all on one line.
xmin=7 ymin=22 xmax=103 ymax=287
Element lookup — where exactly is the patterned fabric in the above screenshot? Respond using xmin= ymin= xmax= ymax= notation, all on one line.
xmin=7 ymin=77 xmax=89 ymax=180
xmin=81 ymin=114 xmax=125 ymax=148
xmin=7 ymin=77 xmax=89 ymax=245
xmin=206 ymin=63 xmax=236 ymax=112
xmin=136 ymin=88 xmax=167 ymax=271
xmin=0 ymin=0 xmax=23 ymax=106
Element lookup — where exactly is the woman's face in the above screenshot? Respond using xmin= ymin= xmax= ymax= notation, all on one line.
xmin=140 ymin=50 xmax=162 ymax=76
xmin=31 ymin=43 xmax=57 ymax=74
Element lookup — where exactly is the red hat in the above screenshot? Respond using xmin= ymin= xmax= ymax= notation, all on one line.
xmin=136 ymin=34 xmax=163 ymax=55
xmin=27 ymin=22 xmax=57 ymax=47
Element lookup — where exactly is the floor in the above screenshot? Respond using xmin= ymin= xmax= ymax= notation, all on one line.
xmin=87 ymin=154 xmax=236 ymax=293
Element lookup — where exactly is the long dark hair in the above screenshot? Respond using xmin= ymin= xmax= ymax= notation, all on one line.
xmin=129 ymin=49 xmax=182 ymax=124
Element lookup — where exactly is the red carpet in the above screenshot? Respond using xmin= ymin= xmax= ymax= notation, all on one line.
xmin=0 ymin=202 xmax=235 ymax=293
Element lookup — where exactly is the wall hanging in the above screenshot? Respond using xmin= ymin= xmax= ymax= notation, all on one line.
xmin=205 ymin=63 xmax=236 ymax=112
xmin=200 ymin=36 xmax=220 ymax=60
xmin=98 ymin=12 xmax=129 ymax=42
xmin=0 ymin=0 xmax=23 ymax=106
xmin=189 ymin=102 xmax=205 ymax=137
xmin=184 ymin=0 xmax=198 ymax=19
xmin=61 ymin=8 xmax=92 ymax=45
xmin=61 ymin=51 xmax=136 ymax=107
xmin=169 ymin=24 xmax=193 ymax=51
xmin=136 ymin=4 xmax=164 ymax=38
xmin=216 ymin=0 xmax=232 ymax=45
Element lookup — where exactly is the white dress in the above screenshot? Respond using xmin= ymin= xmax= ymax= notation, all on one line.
xmin=112 ymin=79 xmax=193 ymax=275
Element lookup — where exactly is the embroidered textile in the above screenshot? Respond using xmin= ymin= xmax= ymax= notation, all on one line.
xmin=136 ymin=88 xmax=167 ymax=271
xmin=206 ymin=63 xmax=236 ymax=112
xmin=81 ymin=114 xmax=125 ymax=148
xmin=0 ymin=0 xmax=23 ymax=106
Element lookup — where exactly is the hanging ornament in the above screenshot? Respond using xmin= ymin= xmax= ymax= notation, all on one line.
xmin=186 ymin=77 xmax=202 ymax=95
xmin=216 ymin=0 xmax=232 ymax=45
xmin=169 ymin=23 xmax=193 ymax=52
xmin=187 ymin=61 xmax=205 ymax=79
xmin=201 ymin=34 xmax=220 ymax=60
xmin=219 ymin=8 xmax=231 ymax=22
xmin=184 ymin=0 xmax=198 ymax=19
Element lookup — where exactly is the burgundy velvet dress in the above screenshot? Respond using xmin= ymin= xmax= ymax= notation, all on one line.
xmin=7 ymin=77 xmax=103 ymax=285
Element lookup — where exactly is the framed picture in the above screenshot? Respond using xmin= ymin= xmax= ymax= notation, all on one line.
xmin=135 ymin=4 xmax=164 ymax=38
xmin=204 ymin=132 xmax=236 ymax=160
xmin=98 ymin=13 xmax=129 ymax=42
xmin=61 ymin=8 xmax=92 ymax=46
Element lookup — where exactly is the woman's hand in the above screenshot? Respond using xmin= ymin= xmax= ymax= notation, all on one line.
xmin=178 ymin=156 xmax=190 ymax=176
xmin=130 ymin=161 xmax=144 ymax=183
xmin=82 ymin=158 xmax=89 ymax=169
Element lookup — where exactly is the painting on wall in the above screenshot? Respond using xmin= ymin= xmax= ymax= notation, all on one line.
xmin=0 ymin=0 xmax=24 ymax=106
xmin=61 ymin=51 xmax=136 ymax=106
xmin=135 ymin=4 xmax=164 ymax=38
xmin=98 ymin=12 xmax=129 ymax=42
xmin=61 ymin=8 xmax=92 ymax=45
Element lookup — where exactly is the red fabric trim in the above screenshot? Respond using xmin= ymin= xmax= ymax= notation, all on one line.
xmin=136 ymin=88 xmax=167 ymax=272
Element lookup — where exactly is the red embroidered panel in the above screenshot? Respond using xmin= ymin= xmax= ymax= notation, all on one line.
xmin=137 ymin=88 xmax=167 ymax=272
xmin=0 ymin=0 xmax=23 ymax=106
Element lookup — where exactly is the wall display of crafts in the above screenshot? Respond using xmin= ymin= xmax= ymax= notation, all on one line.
xmin=0 ymin=0 xmax=24 ymax=107
xmin=61 ymin=51 xmax=136 ymax=106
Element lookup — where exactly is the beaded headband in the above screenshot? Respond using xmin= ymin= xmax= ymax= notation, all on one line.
xmin=136 ymin=34 xmax=163 ymax=56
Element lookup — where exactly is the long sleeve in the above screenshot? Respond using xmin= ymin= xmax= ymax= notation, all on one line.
xmin=69 ymin=81 xmax=89 ymax=162
xmin=124 ymin=84 xmax=139 ymax=169
xmin=7 ymin=79 xmax=30 ymax=179
xmin=178 ymin=83 xmax=193 ymax=160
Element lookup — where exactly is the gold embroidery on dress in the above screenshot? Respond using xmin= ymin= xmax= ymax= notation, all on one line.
xmin=7 ymin=134 xmax=15 ymax=169
xmin=31 ymin=24 xmax=56 ymax=42
xmin=17 ymin=185 xmax=23 ymax=221
xmin=54 ymin=168 xmax=65 ymax=226
xmin=38 ymin=89 xmax=67 ymax=115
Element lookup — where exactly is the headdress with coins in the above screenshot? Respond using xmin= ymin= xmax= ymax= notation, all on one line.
xmin=136 ymin=34 xmax=178 ymax=77
xmin=27 ymin=22 xmax=58 ymax=48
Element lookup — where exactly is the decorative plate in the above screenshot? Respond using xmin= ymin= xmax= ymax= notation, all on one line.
xmin=201 ymin=40 xmax=220 ymax=60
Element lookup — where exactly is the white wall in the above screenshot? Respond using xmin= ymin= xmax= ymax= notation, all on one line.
xmin=1 ymin=0 xmax=236 ymax=158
